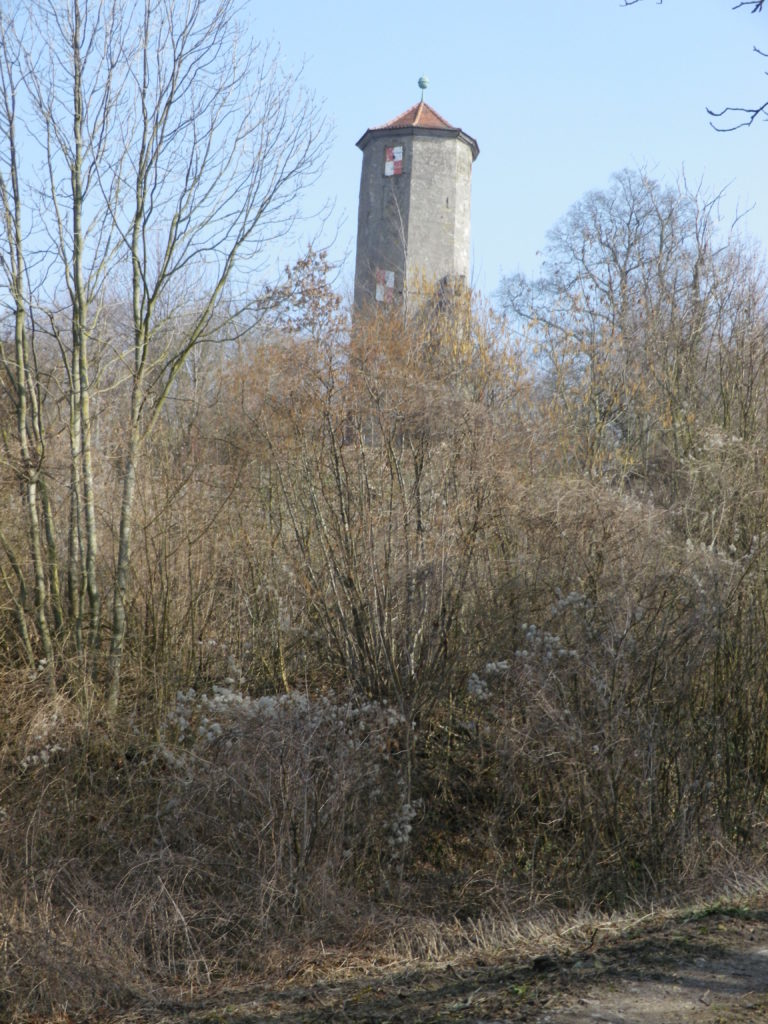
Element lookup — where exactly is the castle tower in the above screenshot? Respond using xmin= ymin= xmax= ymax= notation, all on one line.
xmin=353 ymin=92 xmax=479 ymax=311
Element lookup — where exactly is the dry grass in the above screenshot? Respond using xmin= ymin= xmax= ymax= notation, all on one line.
xmin=0 ymin=678 xmax=411 ymax=1019
xmin=2 ymin=721 xmax=768 ymax=1024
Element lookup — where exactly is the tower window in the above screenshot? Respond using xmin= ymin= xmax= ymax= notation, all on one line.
xmin=375 ymin=268 xmax=395 ymax=302
xmin=384 ymin=146 xmax=403 ymax=176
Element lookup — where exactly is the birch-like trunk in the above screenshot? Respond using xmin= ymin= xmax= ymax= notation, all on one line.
xmin=0 ymin=24 xmax=55 ymax=685
xmin=69 ymin=0 xmax=101 ymax=660
xmin=108 ymin=422 xmax=139 ymax=713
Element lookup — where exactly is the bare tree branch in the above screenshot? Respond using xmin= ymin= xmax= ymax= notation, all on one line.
xmin=623 ymin=1 xmax=764 ymax=8
xmin=707 ymin=99 xmax=768 ymax=130
xmin=624 ymin=0 xmax=767 ymax=129
xmin=0 ymin=0 xmax=326 ymax=706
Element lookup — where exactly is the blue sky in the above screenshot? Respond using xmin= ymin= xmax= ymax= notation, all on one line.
xmin=262 ymin=0 xmax=768 ymax=299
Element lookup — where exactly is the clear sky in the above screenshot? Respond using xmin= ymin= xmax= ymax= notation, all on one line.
xmin=261 ymin=0 xmax=768 ymax=300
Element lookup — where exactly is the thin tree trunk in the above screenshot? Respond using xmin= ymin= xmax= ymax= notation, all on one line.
xmin=80 ymin=337 xmax=100 ymax=650
xmin=38 ymin=478 xmax=63 ymax=633
xmin=108 ymin=419 xmax=140 ymax=711
xmin=67 ymin=370 xmax=84 ymax=653
xmin=15 ymin=318 xmax=55 ymax=685
xmin=0 ymin=529 xmax=34 ymax=665
xmin=70 ymin=0 xmax=101 ymax=661
xmin=3 ymin=70 xmax=55 ymax=686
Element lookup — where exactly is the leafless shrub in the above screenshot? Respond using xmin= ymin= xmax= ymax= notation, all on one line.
xmin=153 ymin=687 xmax=410 ymax=931
xmin=417 ymin=478 xmax=768 ymax=904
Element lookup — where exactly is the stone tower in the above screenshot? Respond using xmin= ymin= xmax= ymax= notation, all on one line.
xmin=353 ymin=98 xmax=479 ymax=310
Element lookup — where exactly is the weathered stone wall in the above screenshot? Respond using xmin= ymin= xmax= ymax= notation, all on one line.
xmin=353 ymin=126 xmax=474 ymax=311
xmin=405 ymin=134 xmax=473 ymax=301
xmin=353 ymin=134 xmax=413 ymax=307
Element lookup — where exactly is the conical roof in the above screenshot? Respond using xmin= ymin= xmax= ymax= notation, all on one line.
xmin=356 ymin=100 xmax=479 ymax=160
xmin=374 ymin=100 xmax=456 ymax=131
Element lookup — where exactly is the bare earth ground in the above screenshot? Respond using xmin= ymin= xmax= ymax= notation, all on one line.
xmin=117 ymin=900 xmax=768 ymax=1024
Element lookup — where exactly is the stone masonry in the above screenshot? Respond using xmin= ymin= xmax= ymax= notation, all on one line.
xmin=353 ymin=101 xmax=479 ymax=311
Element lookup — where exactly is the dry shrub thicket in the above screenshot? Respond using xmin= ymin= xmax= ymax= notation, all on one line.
xmin=4 ymin=166 xmax=768 ymax=1017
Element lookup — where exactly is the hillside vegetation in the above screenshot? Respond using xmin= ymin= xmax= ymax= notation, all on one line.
xmin=3 ymin=121 xmax=768 ymax=1018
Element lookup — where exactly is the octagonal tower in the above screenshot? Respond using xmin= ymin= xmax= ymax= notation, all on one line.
xmin=353 ymin=98 xmax=479 ymax=311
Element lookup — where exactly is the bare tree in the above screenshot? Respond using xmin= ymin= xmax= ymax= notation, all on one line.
xmin=239 ymin=298 xmax=509 ymax=812
xmin=22 ymin=0 xmax=129 ymax=666
xmin=0 ymin=0 xmax=326 ymax=706
xmin=0 ymin=13 xmax=58 ymax=683
xmin=500 ymin=169 xmax=768 ymax=504
xmin=103 ymin=0 xmax=325 ymax=707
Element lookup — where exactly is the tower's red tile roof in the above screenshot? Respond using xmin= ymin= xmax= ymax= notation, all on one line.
xmin=374 ymin=101 xmax=456 ymax=131
xmin=356 ymin=100 xmax=478 ymax=160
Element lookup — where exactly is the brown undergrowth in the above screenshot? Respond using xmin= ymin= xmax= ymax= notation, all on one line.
xmin=2 ymin=667 xmax=768 ymax=1023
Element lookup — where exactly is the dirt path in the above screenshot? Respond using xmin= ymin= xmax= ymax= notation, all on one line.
xmin=538 ymin=907 xmax=768 ymax=1024
xmin=131 ymin=902 xmax=768 ymax=1024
